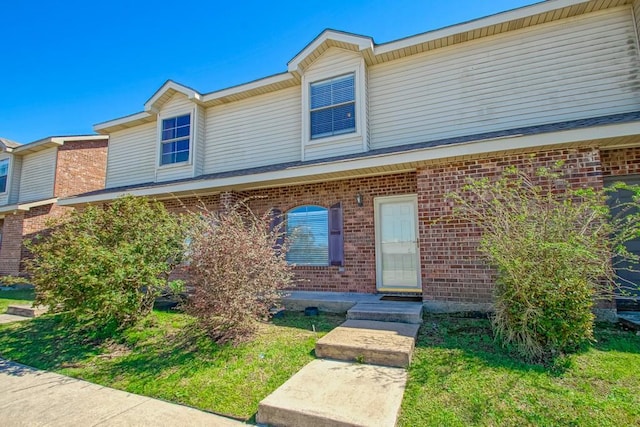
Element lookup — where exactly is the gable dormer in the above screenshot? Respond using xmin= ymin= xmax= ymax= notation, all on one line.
xmin=289 ymin=31 xmax=373 ymax=161
xmin=146 ymin=81 xmax=206 ymax=181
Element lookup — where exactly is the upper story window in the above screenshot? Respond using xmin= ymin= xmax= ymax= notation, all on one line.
xmin=286 ymin=205 xmax=329 ymax=266
xmin=160 ymin=114 xmax=190 ymax=165
xmin=0 ymin=159 xmax=9 ymax=193
xmin=310 ymin=74 xmax=355 ymax=139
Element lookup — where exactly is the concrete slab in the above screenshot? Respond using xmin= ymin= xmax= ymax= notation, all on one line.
xmin=0 ymin=359 xmax=245 ymax=426
xmin=257 ymin=359 xmax=406 ymax=427
xmin=0 ymin=314 xmax=31 ymax=324
xmin=347 ymin=302 xmax=423 ymax=324
xmin=282 ymin=291 xmax=382 ymax=314
xmin=6 ymin=304 xmax=48 ymax=318
xmin=316 ymin=320 xmax=420 ymax=368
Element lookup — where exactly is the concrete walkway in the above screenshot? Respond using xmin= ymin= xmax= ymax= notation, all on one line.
xmin=257 ymin=303 xmax=423 ymax=426
xmin=0 ymin=359 xmax=245 ymax=426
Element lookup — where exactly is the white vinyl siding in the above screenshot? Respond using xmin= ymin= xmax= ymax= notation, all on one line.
xmin=8 ymin=156 xmax=21 ymax=204
xmin=19 ymin=148 xmax=56 ymax=203
xmin=302 ymin=47 xmax=367 ymax=161
xmin=204 ymin=86 xmax=301 ymax=175
xmin=106 ymin=122 xmax=157 ymax=188
xmin=194 ymin=104 xmax=206 ymax=176
xmin=633 ymin=0 xmax=640 ymax=45
xmin=369 ymin=7 xmax=640 ymax=149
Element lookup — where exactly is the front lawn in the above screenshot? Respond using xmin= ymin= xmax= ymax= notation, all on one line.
xmin=0 ymin=307 xmax=343 ymax=422
xmin=399 ymin=314 xmax=640 ymax=426
xmin=1 ymin=289 xmax=638 ymax=426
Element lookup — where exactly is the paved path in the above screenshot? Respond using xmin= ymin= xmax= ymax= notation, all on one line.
xmin=0 ymin=359 xmax=245 ymax=426
xmin=0 ymin=314 xmax=30 ymax=324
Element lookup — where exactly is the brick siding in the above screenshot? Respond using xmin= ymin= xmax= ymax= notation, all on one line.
xmin=0 ymin=138 xmax=108 ymax=275
xmin=417 ymin=147 xmax=603 ymax=304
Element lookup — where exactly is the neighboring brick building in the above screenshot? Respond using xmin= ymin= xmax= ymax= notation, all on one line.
xmin=61 ymin=0 xmax=640 ymax=316
xmin=0 ymin=136 xmax=109 ymax=275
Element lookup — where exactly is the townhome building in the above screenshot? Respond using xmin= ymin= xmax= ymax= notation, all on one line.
xmin=0 ymin=136 xmax=108 ymax=275
xmin=61 ymin=0 xmax=640 ymax=314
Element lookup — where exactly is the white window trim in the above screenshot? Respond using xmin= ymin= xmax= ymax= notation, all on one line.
xmin=156 ymin=108 xmax=196 ymax=170
xmin=300 ymin=58 xmax=367 ymax=159
xmin=0 ymin=156 xmax=11 ymax=196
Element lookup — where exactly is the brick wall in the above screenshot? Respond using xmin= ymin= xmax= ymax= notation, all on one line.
xmin=0 ymin=213 xmax=24 ymax=275
xmin=54 ymin=139 xmax=108 ymax=198
xmin=417 ymin=147 xmax=603 ymax=304
xmin=247 ymin=173 xmax=417 ymax=293
xmin=0 ymin=138 xmax=108 ymax=275
xmin=601 ymin=147 xmax=640 ymax=177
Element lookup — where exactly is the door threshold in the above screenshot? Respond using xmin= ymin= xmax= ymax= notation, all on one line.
xmin=379 ymin=295 xmax=423 ymax=302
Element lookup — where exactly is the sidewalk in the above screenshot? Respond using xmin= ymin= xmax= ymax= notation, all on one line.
xmin=0 ymin=359 xmax=245 ymax=426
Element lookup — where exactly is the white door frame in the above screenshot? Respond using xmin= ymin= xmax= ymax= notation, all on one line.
xmin=374 ymin=194 xmax=422 ymax=293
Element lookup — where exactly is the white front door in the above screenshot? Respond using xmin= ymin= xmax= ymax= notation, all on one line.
xmin=374 ymin=195 xmax=421 ymax=292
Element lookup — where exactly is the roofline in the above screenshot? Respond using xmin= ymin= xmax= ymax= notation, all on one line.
xmin=60 ymin=120 xmax=640 ymax=207
xmin=144 ymin=80 xmax=203 ymax=112
xmin=376 ymin=0 xmax=577 ymax=54
xmin=0 ymin=198 xmax=58 ymax=216
xmin=91 ymin=0 xmax=609 ymax=132
xmin=200 ymin=71 xmax=296 ymax=102
xmin=12 ymin=135 xmax=107 ymax=154
xmin=287 ymin=29 xmax=374 ymax=73
xmin=94 ymin=111 xmax=153 ymax=133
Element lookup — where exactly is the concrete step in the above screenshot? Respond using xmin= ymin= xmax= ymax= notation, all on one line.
xmin=315 ymin=320 xmax=420 ymax=368
xmin=347 ymin=301 xmax=423 ymax=324
xmin=6 ymin=305 xmax=47 ymax=318
xmin=257 ymin=359 xmax=406 ymax=427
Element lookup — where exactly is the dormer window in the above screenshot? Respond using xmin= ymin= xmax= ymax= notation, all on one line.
xmin=0 ymin=159 xmax=8 ymax=193
xmin=160 ymin=114 xmax=191 ymax=165
xmin=310 ymin=74 xmax=355 ymax=139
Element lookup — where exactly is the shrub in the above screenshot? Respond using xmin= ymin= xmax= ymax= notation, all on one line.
xmin=186 ymin=203 xmax=294 ymax=344
xmin=447 ymin=162 xmax=640 ymax=361
xmin=26 ymin=196 xmax=187 ymax=329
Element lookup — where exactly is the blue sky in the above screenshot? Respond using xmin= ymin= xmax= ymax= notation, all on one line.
xmin=1 ymin=0 xmax=538 ymax=143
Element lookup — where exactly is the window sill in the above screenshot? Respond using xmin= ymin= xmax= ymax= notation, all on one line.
xmin=305 ymin=131 xmax=360 ymax=148
xmin=157 ymin=161 xmax=192 ymax=171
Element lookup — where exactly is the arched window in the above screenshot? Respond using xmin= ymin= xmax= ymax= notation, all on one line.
xmin=286 ymin=205 xmax=329 ymax=266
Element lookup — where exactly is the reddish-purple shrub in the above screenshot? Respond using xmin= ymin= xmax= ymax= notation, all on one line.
xmin=186 ymin=204 xmax=294 ymax=343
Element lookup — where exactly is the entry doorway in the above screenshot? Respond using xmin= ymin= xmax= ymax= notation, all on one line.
xmin=374 ymin=194 xmax=421 ymax=293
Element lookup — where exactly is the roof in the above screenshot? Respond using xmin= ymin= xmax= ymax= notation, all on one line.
xmin=95 ymin=0 xmax=632 ymax=134
xmin=62 ymin=110 xmax=640 ymax=206
xmin=0 ymin=138 xmax=21 ymax=151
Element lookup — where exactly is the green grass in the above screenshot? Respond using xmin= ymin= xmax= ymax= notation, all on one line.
xmin=1 ymin=287 xmax=638 ymax=426
xmin=0 ymin=287 xmax=35 ymax=313
xmin=399 ymin=314 xmax=640 ymax=427
xmin=0 ymin=309 xmax=343 ymax=421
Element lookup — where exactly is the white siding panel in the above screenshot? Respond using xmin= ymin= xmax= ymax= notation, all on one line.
xmin=305 ymin=47 xmax=362 ymax=77
xmin=156 ymin=164 xmax=193 ymax=182
xmin=369 ymin=7 xmax=640 ymax=150
xmin=106 ymin=122 xmax=156 ymax=188
xmin=195 ymin=104 xmax=206 ymax=176
xmin=19 ymin=148 xmax=56 ymax=203
xmin=305 ymin=135 xmax=364 ymax=160
xmin=8 ymin=156 xmax=22 ymax=204
xmin=204 ymin=86 xmax=301 ymax=174
xmin=160 ymin=93 xmax=194 ymax=118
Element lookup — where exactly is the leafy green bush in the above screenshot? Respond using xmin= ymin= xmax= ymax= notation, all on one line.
xmin=447 ymin=162 xmax=640 ymax=361
xmin=26 ymin=196 xmax=187 ymax=329
xmin=186 ymin=204 xmax=294 ymax=344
